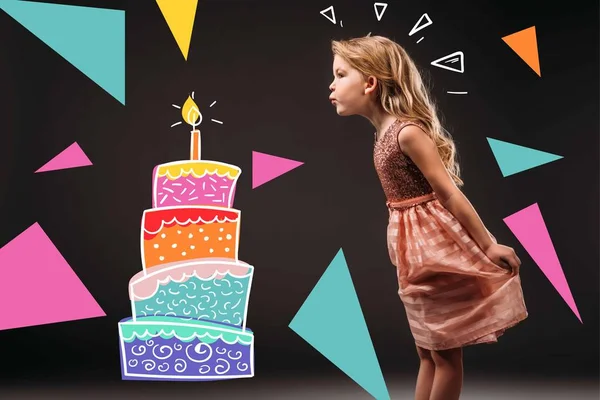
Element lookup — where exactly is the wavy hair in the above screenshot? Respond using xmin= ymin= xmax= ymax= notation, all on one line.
xmin=332 ymin=35 xmax=464 ymax=187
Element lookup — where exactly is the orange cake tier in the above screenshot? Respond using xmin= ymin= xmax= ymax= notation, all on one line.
xmin=141 ymin=206 xmax=240 ymax=270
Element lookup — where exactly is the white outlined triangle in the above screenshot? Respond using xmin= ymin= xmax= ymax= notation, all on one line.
xmin=374 ymin=3 xmax=388 ymax=21
xmin=320 ymin=5 xmax=336 ymax=24
xmin=409 ymin=13 xmax=433 ymax=36
xmin=431 ymin=51 xmax=465 ymax=73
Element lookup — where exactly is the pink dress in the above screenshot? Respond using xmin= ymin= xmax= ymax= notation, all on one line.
xmin=374 ymin=119 xmax=528 ymax=351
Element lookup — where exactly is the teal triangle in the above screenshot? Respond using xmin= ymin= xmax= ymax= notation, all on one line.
xmin=0 ymin=0 xmax=125 ymax=104
xmin=487 ymin=137 xmax=563 ymax=177
xmin=289 ymin=248 xmax=390 ymax=400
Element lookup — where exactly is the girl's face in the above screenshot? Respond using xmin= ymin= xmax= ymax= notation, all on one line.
xmin=329 ymin=55 xmax=371 ymax=116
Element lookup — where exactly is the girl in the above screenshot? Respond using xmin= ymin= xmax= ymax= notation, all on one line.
xmin=328 ymin=35 xmax=528 ymax=400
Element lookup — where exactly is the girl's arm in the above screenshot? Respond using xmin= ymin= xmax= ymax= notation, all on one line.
xmin=397 ymin=125 xmax=494 ymax=251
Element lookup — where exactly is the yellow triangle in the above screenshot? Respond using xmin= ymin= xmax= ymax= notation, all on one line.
xmin=502 ymin=26 xmax=541 ymax=77
xmin=156 ymin=0 xmax=198 ymax=60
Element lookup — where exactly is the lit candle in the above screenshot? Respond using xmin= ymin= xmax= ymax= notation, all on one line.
xmin=181 ymin=94 xmax=203 ymax=160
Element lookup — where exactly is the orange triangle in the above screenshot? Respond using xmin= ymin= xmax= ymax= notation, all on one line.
xmin=502 ymin=26 xmax=541 ymax=77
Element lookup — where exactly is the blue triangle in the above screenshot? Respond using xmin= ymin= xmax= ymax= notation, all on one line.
xmin=487 ymin=137 xmax=563 ymax=177
xmin=289 ymin=248 xmax=390 ymax=400
xmin=0 ymin=0 xmax=125 ymax=104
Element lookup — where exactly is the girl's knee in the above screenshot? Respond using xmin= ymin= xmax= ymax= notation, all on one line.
xmin=416 ymin=345 xmax=433 ymax=362
xmin=431 ymin=347 xmax=463 ymax=367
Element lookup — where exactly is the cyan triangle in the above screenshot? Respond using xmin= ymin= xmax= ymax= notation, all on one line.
xmin=0 ymin=0 xmax=125 ymax=104
xmin=289 ymin=248 xmax=389 ymax=400
xmin=487 ymin=137 xmax=563 ymax=177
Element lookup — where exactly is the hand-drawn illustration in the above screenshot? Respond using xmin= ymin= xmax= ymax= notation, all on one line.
xmin=35 ymin=142 xmax=92 ymax=173
xmin=430 ymin=51 xmax=465 ymax=73
xmin=0 ymin=0 xmax=125 ymax=104
xmin=502 ymin=26 xmax=541 ymax=77
xmin=118 ymin=93 xmax=255 ymax=381
xmin=320 ymin=3 xmax=388 ymax=28
xmin=289 ymin=248 xmax=390 ymax=400
xmin=155 ymin=0 xmax=198 ymax=61
xmin=408 ymin=12 xmax=432 ymax=44
xmin=504 ymin=203 xmax=581 ymax=322
xmin=0 ymin=223 xmax=105 ymax=331
xmin=373 ymin=3 xmax=388 ymax=22
xmin=320 ymin=5 xmax=337 ymax=25
xmin=408 ymin=12 xmax=432 ymax=37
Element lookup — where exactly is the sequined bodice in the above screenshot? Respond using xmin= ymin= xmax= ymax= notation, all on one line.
xmin=373 ymin=119 xmax=434 ymax=201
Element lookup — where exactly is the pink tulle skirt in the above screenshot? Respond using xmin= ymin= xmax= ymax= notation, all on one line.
xmin=386 ymin=193 xmax=528 ymax=351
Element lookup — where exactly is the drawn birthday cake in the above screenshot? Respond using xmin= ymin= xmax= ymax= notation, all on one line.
xmin=118 ymin=94 xmax=255 ymax=381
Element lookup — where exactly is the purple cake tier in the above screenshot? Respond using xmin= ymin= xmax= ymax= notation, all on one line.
xmin=152 ymin=161 xmax=241 ymax=208
xmin=118 ymin=316 xmax=254 ymax=381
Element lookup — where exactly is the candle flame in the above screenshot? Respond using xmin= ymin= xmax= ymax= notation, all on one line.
xmin=181 ymin=95 xmax=202 ymax=128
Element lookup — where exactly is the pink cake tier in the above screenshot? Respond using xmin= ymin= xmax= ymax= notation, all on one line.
xmin=141 ymin=206 xmax=240 ymax=270
xmin=152 ymin=161 xmax=241 ymax=208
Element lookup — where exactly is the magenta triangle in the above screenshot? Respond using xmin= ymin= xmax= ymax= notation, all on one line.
xmin=503 ymin=203 xmax=582 ymax=323
xmin=252 ymin=151 xmax=303 ymax=189
xmin=0 ymin=223 xmax=105 ymax=331
xmin=35 ymin=142 xmax=92 ymax=173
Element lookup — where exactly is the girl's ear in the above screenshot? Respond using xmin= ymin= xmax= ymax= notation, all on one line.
xmin=364 ymin=76 xmax=378 ymax=95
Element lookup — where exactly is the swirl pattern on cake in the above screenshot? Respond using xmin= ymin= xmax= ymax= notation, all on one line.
xmin=119 ymin=316 xmax=254 ymax=381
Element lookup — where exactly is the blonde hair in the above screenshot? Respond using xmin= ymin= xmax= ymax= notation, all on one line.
xmin=331 ymin=35 xmax=464 ymax=187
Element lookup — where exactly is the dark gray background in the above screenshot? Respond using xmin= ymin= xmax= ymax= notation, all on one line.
xmin=0 ymin=0 xmax=598 ymax=395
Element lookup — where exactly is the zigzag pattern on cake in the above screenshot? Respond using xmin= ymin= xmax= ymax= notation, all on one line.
xmin=129 ymin=258 xmax=252 ymax=298
xmin=143 ymin=208 xmax=240 ymax=234
xmin=118 ymin=94 xmax=255 ymax=381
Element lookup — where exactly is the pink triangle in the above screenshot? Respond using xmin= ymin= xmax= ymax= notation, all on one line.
xmin=252 ymin=151 xmax=304 ymax=189
xmin=0 ymin=223 xmax=105 ymax=331
xmin=35 ymin=142 xmax=92 ymax=173
xmin=503 ymin=203 xmax=582 ymax=323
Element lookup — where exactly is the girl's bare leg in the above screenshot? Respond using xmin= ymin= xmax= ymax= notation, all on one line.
xmin=415 ymin=345 xmax=435 ymax=400
xmin=429 ymin=347 xmax=464 ymax=400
